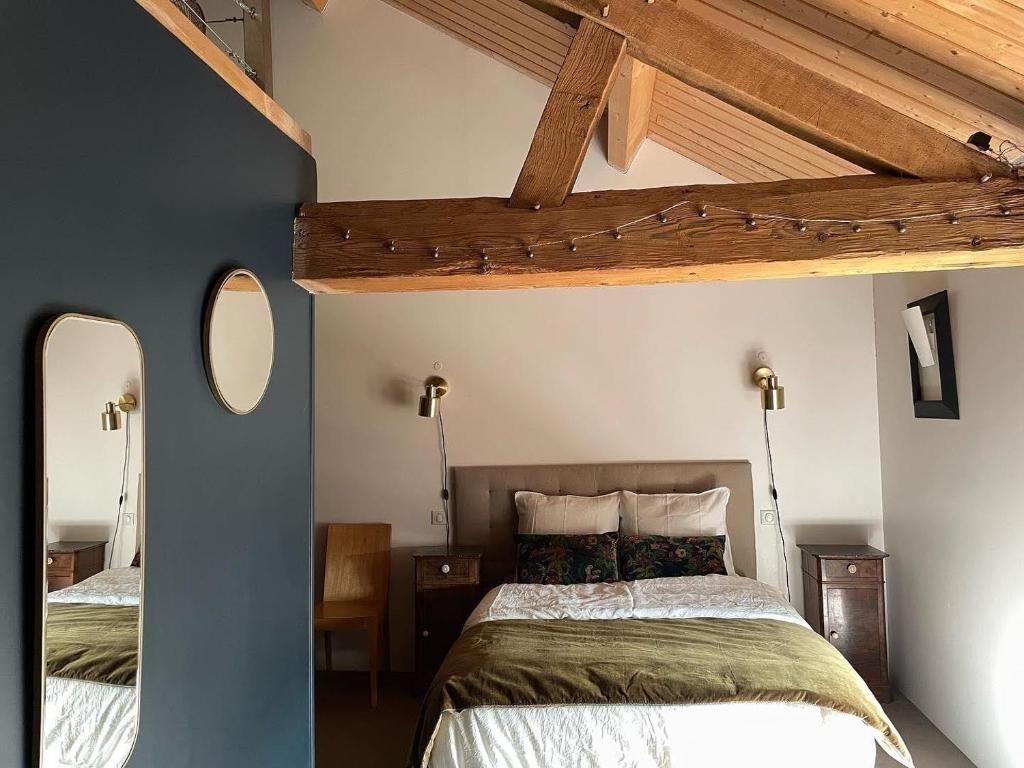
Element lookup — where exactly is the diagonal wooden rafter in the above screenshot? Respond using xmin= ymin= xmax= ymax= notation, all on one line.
xmin=519 ymin=0 xmax=1009 ymax=179
xmin=509 ymin=18 xmax=626 ymax=208
xmin=608 ymin=56 xmax=657 ymax=172
xmin=294 ymin=176 xmax=1024 ymax=293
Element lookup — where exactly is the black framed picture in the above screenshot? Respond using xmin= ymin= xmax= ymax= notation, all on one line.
xmin=907 ymin=290 xmax=959 ymax=420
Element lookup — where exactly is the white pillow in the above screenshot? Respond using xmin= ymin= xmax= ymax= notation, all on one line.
xmin=620 ymin=488 xmax=735 ymax=574
xmin=514 ymin=490 xmax=621 ymax=535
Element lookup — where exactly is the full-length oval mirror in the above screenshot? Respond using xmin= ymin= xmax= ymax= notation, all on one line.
xmin=204 ymin=269 xmax=275 ymax=414
xmin=40 ymin=314 xmax=145 ymax=768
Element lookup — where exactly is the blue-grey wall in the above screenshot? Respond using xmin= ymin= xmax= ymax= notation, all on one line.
xmin=1 ymin=2 xmax=315 ymax=766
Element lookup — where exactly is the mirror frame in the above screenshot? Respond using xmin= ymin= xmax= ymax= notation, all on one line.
xmin=36 ymin=312 xmax=146 ymax=768
xmin=203 ymin=268 xmax=275 ymax=415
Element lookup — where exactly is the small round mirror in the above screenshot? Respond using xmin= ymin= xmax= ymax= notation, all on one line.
xmin=204 ymin=269 xmax=274 ymax=414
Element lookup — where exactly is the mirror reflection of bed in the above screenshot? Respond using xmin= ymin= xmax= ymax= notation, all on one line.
xmin=41 ymin=314 xmax=145 ymax=768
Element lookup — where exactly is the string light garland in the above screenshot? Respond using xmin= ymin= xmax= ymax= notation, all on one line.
xmin=323 ymin=175 xmax=1024 ymax=268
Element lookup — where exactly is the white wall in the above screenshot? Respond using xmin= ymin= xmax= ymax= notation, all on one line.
xmin=874 ymin=268 xmax=1024 ymax=768
xmin=45 ymin=317 xmax=144 ymax=569
xmin=272 ymin=0 xmax=885 ymax=672
xmin=316 ymin=277 xmax=885 ymax=670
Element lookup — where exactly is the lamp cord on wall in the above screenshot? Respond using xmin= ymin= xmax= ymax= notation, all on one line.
xmin=437 ymin=404 xmax=451 ymax=553
xmin=763 ymin=408 xmax=791 ymax=602
xmin=108 ymin=414 xmax=131 ymax=569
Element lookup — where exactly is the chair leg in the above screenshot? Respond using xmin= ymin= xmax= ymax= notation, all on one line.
xmin=324 ymin=631 xmax=333 ymax=672
xmin=368 ymin=619 xmax=380 ymax=708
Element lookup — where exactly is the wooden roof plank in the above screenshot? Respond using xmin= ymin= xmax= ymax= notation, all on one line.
xmin=800 ymin=0 xmax=1024 ymax=101
xmin=653 ymin=77 xmax=866 ymax=178
xmin=696 ymin=0 xmax=1024 ymax=150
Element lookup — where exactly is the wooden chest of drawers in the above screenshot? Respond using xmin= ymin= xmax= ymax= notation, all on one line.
xmin=799 ymin=544 xmax=891 ymax=702
xmin=413 ymin=546 xmax=483 ymax=691
xmin=47 ymin=541 xmax=105 ymax=592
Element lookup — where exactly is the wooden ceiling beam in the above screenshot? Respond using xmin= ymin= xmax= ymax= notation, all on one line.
xmin=294 ymin=176 xmax=1024 ymax=293
xmin=509 ymin=18 xmax=625 ymax=208
xmin=519 ymin=0 xmax=1009 ymax=179
xmin=607 ymin=57 xmax=657 ymax=172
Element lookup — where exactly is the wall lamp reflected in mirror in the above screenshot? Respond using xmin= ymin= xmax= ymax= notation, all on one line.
xmin=100 ymin=394 xmax=137 ymax=432
xmin=418 ymin=376 xmax=450 ymax=419
xmin=753 ymin=366 xmax=786 ymax=411
xmin=901 ymin=306 xmax=937 ymax=368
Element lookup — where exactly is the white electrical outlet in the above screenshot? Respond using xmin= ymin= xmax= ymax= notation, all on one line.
xmin=760 ymin=508 xmax=777 ymax=526
xmin=431 ymin=510 xmax=447 ymax=526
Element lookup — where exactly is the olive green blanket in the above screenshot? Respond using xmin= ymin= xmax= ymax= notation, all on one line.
xmin=46 ymin=603 xmax=139 ymax=686
xmin=414 ymin=617 xmax=909 ymax=766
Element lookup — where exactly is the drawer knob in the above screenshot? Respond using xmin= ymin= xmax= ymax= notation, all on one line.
xmin=847 ymin=563 xmax=858 ymax=574
xmin=440 ymin=563 xmax=451 ymax=575
xmin=421 ymin=629 xmax=430 ymax=638
xmin=830 ymin=631 xmax=839 ymax=641
xmin=47 ymin=557 xmax=53 ymax=566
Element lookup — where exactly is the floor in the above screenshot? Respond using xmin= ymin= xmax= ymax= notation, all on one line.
xmin=316 ymin=672 xmax=977 ymax=768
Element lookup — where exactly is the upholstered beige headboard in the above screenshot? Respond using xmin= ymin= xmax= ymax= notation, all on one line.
xmin=452 ymin=461 xmax=755 ymax=588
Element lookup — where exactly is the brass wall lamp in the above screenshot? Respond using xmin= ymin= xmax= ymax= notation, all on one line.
xmin=418 ymin=376 xmax=450 ymax=419
xmin=418 ymin=375 xmax=452 ymax=551
xmin=754 ymin=361 xmax=789 ymax=600
xmin=752 ymin=366 xmax=785 ymax=411
xmin=101 ymin=394 xmax=137 ymax=432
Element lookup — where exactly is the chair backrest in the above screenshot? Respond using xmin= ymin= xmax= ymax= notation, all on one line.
xmin=323 ymin=523 xmax=391 ymax=603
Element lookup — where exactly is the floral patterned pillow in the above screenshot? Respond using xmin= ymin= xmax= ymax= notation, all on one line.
xmin=515 ymin=533 xmax=619 ymax=585
xmin=618 ymin=534 xmax=728 ymax=581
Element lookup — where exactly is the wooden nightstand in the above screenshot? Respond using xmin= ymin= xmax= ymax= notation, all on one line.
xmin=413 ymin=546 xmax=483 ymax=691
xmin=799 ymin=544 xmax=891 ymax=702
xmin=47 ymin=541 xmax=105 ymax=592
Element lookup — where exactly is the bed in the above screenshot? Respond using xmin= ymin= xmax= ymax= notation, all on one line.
xmin=412 ymin=462 xmax=912 ymax=768
xmin=44 ymin=567 xmax=141 ymax=768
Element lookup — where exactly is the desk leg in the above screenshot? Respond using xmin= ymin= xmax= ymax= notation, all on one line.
xmin=368 ymin=618 xmax=380 ymax=708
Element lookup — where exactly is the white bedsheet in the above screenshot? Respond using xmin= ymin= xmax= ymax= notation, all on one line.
xmin=466 ymin=574 xmax=807 ymax=629
xmin=429 ymin=575 xmax=912 ymax=768
xmin=44 ymin=676 xmax=136 ymax=768
xmin=48 ymin=567 xmax=140 ymax=606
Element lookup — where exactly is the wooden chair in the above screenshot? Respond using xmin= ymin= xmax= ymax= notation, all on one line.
xmin=314 ymin=523 xmax=391 ymax=707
